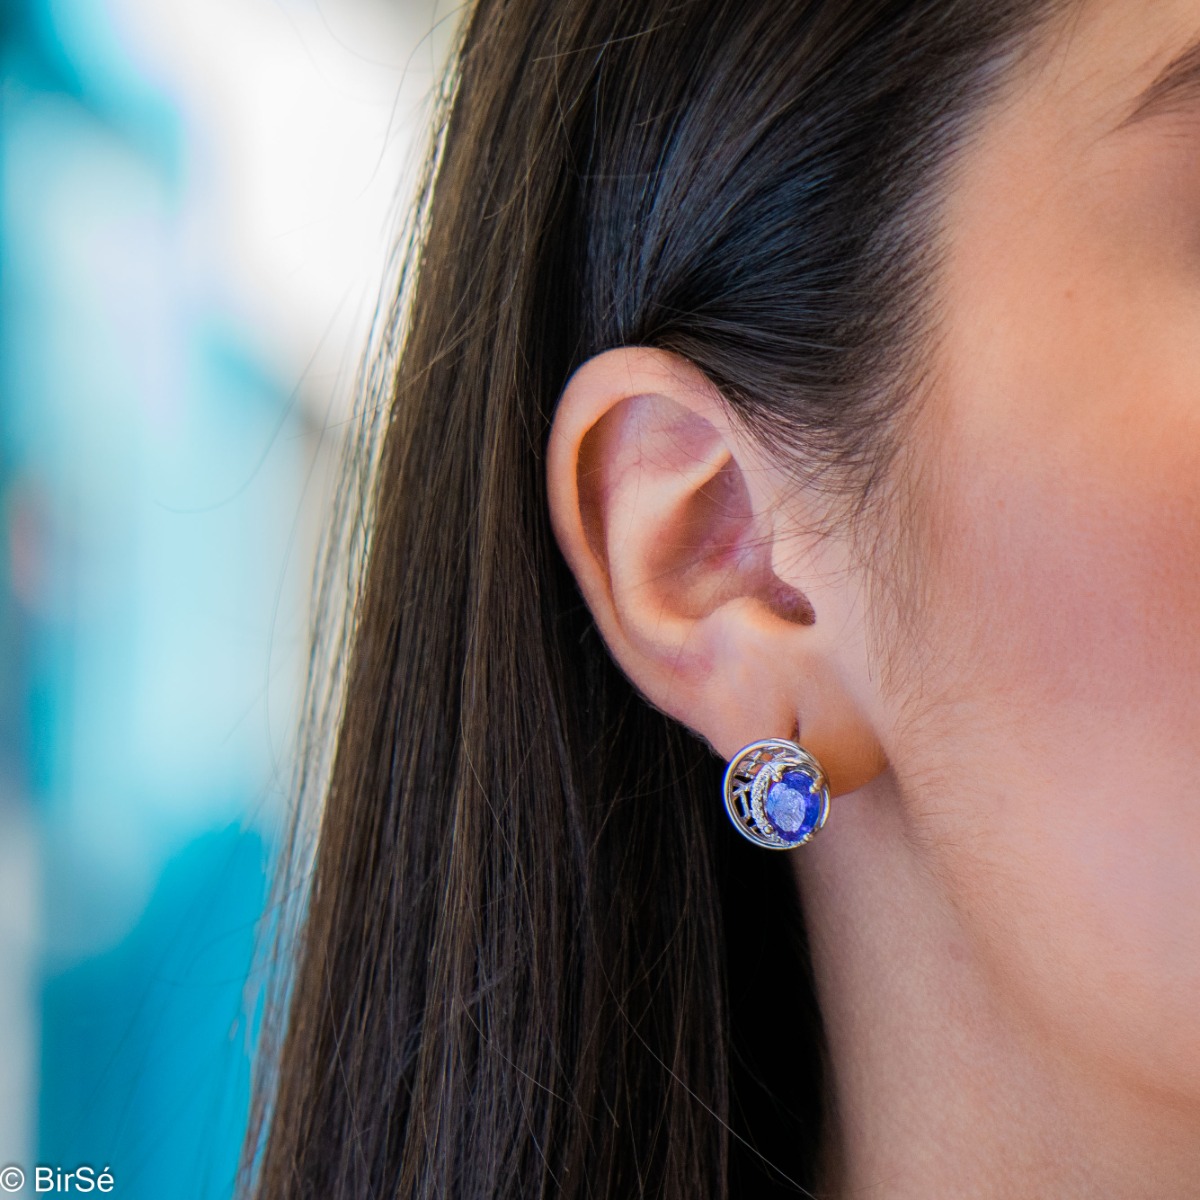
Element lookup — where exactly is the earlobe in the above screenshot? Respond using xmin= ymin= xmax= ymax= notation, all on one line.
xmin=546 ymin=346 xmax=886 ymax=797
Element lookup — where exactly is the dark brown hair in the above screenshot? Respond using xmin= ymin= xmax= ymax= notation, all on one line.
xmin=240 ymin=2 xmax=1064 ymax=1196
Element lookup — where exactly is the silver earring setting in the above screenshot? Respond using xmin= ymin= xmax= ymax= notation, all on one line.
xmin=722 ymin=737 xmax=830 ymax=850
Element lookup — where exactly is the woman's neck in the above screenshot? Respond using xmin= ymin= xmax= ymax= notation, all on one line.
xmin=791 ymin=773 xmax=1200 ymax=1200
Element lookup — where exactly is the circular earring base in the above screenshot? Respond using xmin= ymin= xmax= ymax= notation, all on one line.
xmin=722 ymin=738 xmax=830 ymax=850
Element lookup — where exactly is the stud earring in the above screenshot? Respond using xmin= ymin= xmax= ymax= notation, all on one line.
xmin=722 ymin=737 xmax=830 ymax=849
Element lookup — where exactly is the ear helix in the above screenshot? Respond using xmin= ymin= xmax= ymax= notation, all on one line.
xmin=722 ymin=738 xmax=830 ymax=850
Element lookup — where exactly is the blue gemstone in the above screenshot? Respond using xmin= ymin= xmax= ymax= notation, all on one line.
xmin=764 ymin=771 xmax=822 ymax=843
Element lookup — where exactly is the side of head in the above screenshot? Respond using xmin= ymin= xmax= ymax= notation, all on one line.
xmin=232 ymin=2 xmax=1200 ymax=1198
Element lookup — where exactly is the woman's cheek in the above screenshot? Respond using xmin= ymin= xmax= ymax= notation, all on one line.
xmin=899 ymin=366 xmax=1200 ymax=1099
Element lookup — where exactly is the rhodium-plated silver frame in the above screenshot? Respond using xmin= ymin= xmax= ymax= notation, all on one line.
xmin=721 ymin=737 xmax=830 ymax=850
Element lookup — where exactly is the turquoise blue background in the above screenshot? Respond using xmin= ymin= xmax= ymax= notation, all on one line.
xmin=0 ymin=0 xmax=371 ymax=1193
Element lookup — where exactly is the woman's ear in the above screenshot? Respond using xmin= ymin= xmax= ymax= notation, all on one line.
xmin=546 ymin=347 xmax=887 ymax=795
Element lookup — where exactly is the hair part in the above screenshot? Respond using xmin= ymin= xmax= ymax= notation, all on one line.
xmin=240 ymin=2 xmax=1068 ymax=1197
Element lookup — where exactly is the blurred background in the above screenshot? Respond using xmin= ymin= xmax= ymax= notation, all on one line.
xmin=0 ymin=0 xmax=457 ymax=1194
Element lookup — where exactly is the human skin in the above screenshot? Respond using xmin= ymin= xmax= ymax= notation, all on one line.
xmin=547 ymin=1 xmax=1200 ymax=1195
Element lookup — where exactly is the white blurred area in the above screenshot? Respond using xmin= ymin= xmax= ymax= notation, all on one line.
xmin=1 ymin=0 xmax=465 ymax=958
xmin=108 ymin=0 xmax=458 ymax=403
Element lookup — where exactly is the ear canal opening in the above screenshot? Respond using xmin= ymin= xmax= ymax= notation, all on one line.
xmin=763 ymin=577 xmax=817 ymax=626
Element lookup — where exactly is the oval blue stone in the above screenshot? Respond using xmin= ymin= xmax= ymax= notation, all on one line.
xmin=764 ymin=770 xmax=822 ymax=843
